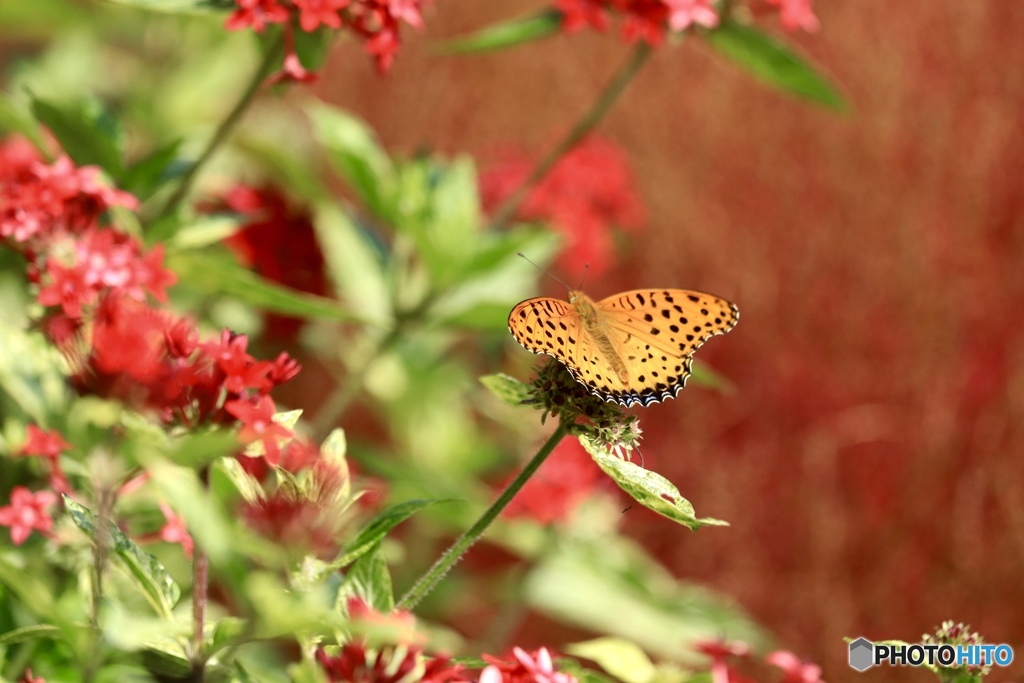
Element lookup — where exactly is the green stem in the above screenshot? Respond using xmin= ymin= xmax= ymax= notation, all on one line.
xmin=154 ymin=35 xmax=283 ymax=221
xmin=397 ymin=422 xmax=569 ymax=610
xmin=489 ymin=42 xmax=652 ymax=229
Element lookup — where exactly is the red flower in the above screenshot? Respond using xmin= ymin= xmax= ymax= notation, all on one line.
xmin=766 ymin=0 xmax=819 ymax=32
xmin=764 ymin=651 xmax=825 ymax=683
xmin=294 ymin=0 xmax=349 ymax=31
xmin=225 ymin=395 xmax=293 ymax=466
xmin=158 ymin=501 xmax=194 ymax=558
xmin=694 ymin=640 xmax=751 ymax=683
xmin=556 ymin=0 xmax=611 ymax=32
xmin=0 ymin=487 xmax=58 ymax=545
xmin=218 ymin=185 xmax=326 ymax=340
xmin=225 ymin=0 xmax=290 ymax=31
xmin=203 ymin=331 xmax=272 ymax=395
xmin=664 ymin=0 xmax=719 ymax=30
xmin=480 ymin=647 xmax=577 ymax=683
xmin=481 ymin=137 xmax=645 ymax=278
xmin=21 ymin=425 xmax=71 ymax=459
xmin=20 ymin=668 xmax=45 ymax=683
xmin=269 ymin=51 xmax=320 ymax=85
xmin=503 ymin=439 xmax=606 ymax=524
xmin=19 ymin=425 xmax=73 ymax=495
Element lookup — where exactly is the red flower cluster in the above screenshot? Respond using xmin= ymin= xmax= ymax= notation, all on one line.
xmin=0 ymin=487 xmax=58 ymax=546
xmin=503 ymin=439 xmax=607 ymax=525
xmin=225 ymin=0 xmax=428 ymax=75
xmin=317 ymin=598 xmax=466 ymax=683
xmin=480 ymin=137 xmax=646 ymax=278
xmin=480 ymin=647 xmax=577 ymax=683
xmin=694 ymin=640 xmax=825 ymax=683
xmin=555 ymin=0 xmax=818 ymax=44
xmin=216 ymin=184 xmax=327 ymax=341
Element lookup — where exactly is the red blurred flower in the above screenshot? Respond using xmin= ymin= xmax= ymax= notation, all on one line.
xmin=295 ymin=0 xmax=349 ymax=30
xmin=19 ymin=425 xmax=73 ymax=495
xmin=694 ymin=640 xmax=751 ymax=683
xmin=316 ymin=598 xmax=463 ymax=682
xmin=664 ymin=0 xmax=719 ymax=30
xmin=0 ymin=487 xmax=58 ymax=545
xmin=765 ymin=0 xmax=819 ymax=32
xmin=21 ymin=425 xmax=71 ymax=459
xmin=480 ymin=137 xmax=646 ymax=278
xmin=553 ymin=0 xmax=719 ymax=44
xmin=203 ymin=330 xmax=273 ymax=395
xmin=480 ymin=647 xmax=576 ymax=683
xmin=503 ymin=439 xmax=606 ymax=525
xmin=764 ymin=651 xmax=825 ymax=683
xmin=225 ymin=0 xmax=290 ymax=31
xmin=241 ymin=451 xmax=350 ymax=556
xmin=20 ymin=669 xmax=45 ymax=683
xmin=218 ymin=185 xmax=327 ymax=340
xmin=225 ymin=395 xmax=293 ymax=466
xmin=158 ymin=501 xmax=194 ymax=558
xmin=0 ymin=152 xmax=137 ymax=247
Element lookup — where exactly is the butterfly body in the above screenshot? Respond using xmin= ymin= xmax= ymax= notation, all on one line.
xmin=509 ymin=288 xmax=739 ymax=407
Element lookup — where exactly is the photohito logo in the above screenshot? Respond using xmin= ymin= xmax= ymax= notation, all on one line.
xmin=848 ymin=637 xmax=1014 ymax=672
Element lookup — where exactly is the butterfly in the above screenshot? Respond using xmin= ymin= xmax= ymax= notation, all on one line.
xmin=508 ymin=288 xmax=738 ymax=407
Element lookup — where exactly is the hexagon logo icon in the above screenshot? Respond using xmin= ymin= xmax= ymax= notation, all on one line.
xmin=849 ymin=637 xmax=874 ymax=672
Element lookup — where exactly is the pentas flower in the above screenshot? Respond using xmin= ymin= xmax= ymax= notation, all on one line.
xmin=317 ymin=598 xmax=465 ymax=683
xmin=0 ymin=150 xmax=137 ymax=247
xmin=224 ymin=0 xmax=428 ymax=73
xmin=216 ymin=185 xmax=327 ymax=340
xmin=158 ymin=501 xmax=194 ymax=558
xmin=241 ymin=447 xmax=350 ymax=555
xmin=553 ymin=0 xmax=715 ymax=45
xmin=694 ymin=640 xmax=750 ymax=683
xmin=225 ymin=395 xmax=293 ymax=466
xmin=21 ymin=424 xmax=71 ymax=459
xmin=19 ymin=669 xmax=45 ymax=683
xmin=764 ymin=651 xmax=825 ymax=683
xmin=765 ymin=0 xmax=818 ymax=32
xmin=480 ymin=647 xmax=576 ymax=683
xmin=0 ymin=487 xmax=58 ymax=545
xmin=19 ymin=425 xmax=73 ymax=495
xmin=503 ymin=439 xmax=606 ymax=525
xmin=35 ymin=228 xmax=175 ymax=318
xmin=203 ymin=330 xmax=273 ymax=395
xmin=480 ymin=137 xmax=645 ymax=278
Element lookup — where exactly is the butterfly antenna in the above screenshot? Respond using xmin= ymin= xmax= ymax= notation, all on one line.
xmin=516 ymin=252 xmax=574 ymax=291
xmin=577 ymin=263 xmax=590 ymax=290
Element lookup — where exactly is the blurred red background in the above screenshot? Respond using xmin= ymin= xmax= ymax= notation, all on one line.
xmin=319 ymin=2 xmax=1024 ymax=680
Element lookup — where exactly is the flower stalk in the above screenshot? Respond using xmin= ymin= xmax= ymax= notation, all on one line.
xmin=397 ymin=421 xmax=569 ymax=610
xmin=489 ymin=42 xmax=652 ymax=229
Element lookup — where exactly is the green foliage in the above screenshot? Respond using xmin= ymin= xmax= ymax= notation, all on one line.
xmin=441 ymin=11 xmax=563 ymax=53
xmin=703 ymin=20 xmax=847 ymax=109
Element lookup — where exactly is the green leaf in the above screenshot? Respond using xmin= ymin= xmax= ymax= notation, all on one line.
xmin=567 ymin=638 xmax=657 ymax=683
xmin=338 ymin=544 xmax=394 ymax=614
xmin=313 ymin=203 xmax=391 ymax=323
xmin=217 ymin=456 xmax=266 ymax=504
xmin=30 ymin=96 xmax=125 ymax=174
xmin=704 ymin=21 xmax=846 ymax=110
xmin=0 ymin=624 xmax=62 ymax=646
xmin=167 ymin=250 xmax=368 ymax=323
xmin=63 ymin=495 xmax=181 ymax=618
xmin=120 ymin=139 xmax=184 ymax=201
xmin=580 ymin=437 xmax=728 ymax=530
xmin=293 ymin=24 xmax=334 ymax=73
xmin=480 ymin=373 xmax=532 ymax=406
xmin=165 ymin=428 xmax=240 ymax=469
xmin=310 ymin=105 xmax=396 ymax=218
xmin=101 ymin=0 xmax=229 ymax=11
xmin=442 ymin=11 xmax=562 ymax=53
xmin=524 ymin=536 xmax=767 ymax=662
xmin=326 ymin=499 xmax=454 ymax=574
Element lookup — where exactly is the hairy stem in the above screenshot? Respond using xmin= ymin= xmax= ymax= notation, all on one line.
xmin=488 ymin=42 xmax=652 ymax=229
xmin=397 ymin=422 xmax=569 ymax=610
xmin=190 ymin=547 xmax=208 ymax=679
xmin=154 ymin=35 xmax=283 ymax=221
